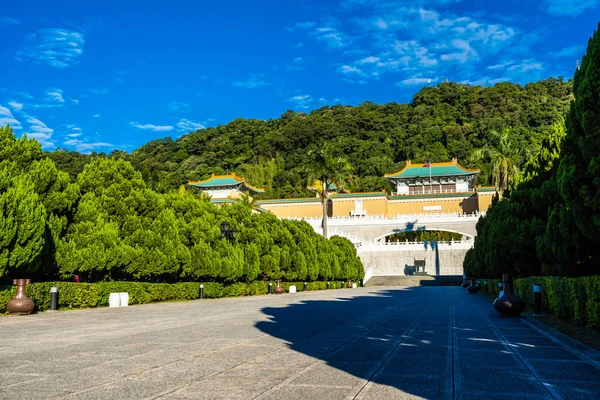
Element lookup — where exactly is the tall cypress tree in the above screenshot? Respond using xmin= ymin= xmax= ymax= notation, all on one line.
xmin=556 ymin=22 xmax=600 ymax=272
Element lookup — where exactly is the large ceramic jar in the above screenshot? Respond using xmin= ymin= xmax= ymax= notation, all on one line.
xmin=493 ymin=273 xmax=525 ymax=316
xmin=274 ymin=280 xmax=285 ymax=294
xmin=6 ymin=279 xmax=35 ymax=315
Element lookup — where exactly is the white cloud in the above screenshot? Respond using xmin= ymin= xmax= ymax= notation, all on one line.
xmin=486 ymin=61 xmax=514 ymax=70
xmin=233 ymin=73 xmax=269 ymax=89
xmin=398 ymin=76 xmax=437 ymax=85
xmin=25 ymin=116 xmax=55 ymax=148
xmin=358 ymin=56 xmax=380 ymax=64
xmin=286 ymin=94 xmax=313 ymax=110
xmin=130 ymin=122 xmax=174 ymax=131
xmin=90 ymin=88 xmax=108 ymax=95
xmin=177 ymin=119 xmax=205 ymax=132
xmin=440 ymin=39 xmax=478 ymax=63
xmin=0 ymin=105 xmax=14 ymax=118
xmin=549 ymin=45 xmax=585 ymax=58
xmin=0 ymin=18 xmax=19 ymax=25
xmin=92 ymin=114 xmax=101 ymax=118
xmin=338 ymin=65 xmax=362 ymax=74
xmin=0 ymin=105 xmax=22 ymax=129
xmin=168 ymin=101 xmax=191 ymax=112
xmin=63 ymin=138 xmax=113 ymax=153
xmin=45 ymin=88 xmax=65 ymax=103
xmin=507 ymin=59 xmax=544 ymax=73
xmin=311 ymin=24 xmax=349 ymax=49
xmin=15 ymin=28 xmax=85 ymax=68
xmin=543 ymin=0 xmax=600 ymax=16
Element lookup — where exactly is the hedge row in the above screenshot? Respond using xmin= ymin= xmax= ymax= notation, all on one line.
xmin=0 ymin=280 xmax=355 ymax=314
xmin=475 ymin=276 xmax=600 ymax=329
xmin=514 ymin=277 xmax=600 ymax=328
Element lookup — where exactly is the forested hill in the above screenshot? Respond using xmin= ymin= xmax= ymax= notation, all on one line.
xmin=48 ymin=78 xmax=573 ymax=198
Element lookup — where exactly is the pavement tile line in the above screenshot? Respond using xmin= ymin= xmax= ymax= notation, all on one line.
xmin=254 ymin=290 xmax=433 ymax=400
xmin=451 ymin=292 xmax=460 ymax=400
xmin=51 ymin=334 xmax=284 ymax=400
xmin=351 ymin=302 xmax=435 ymax=400
xmin=473 ymin=304 xmax=563 ymax=400
xmin=155 ymin=291 xmax=403 ymax=399
xmin=520 ymin=316 xmax=600 ymax=371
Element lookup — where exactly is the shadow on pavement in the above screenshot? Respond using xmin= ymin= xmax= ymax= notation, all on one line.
xmin=256 ymin=287 xmax=600 ymax=399
xmin=256 ymin=288 xmax=452 ymax=399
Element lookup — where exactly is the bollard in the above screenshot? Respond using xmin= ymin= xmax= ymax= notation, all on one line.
xmin=326 ymin=282 xmax=330 ymax=289
xmin=498 ymin=282 xmax=504 ymax=298
xmin=341 ymin=281 xmax=344 ymax=289
xmin=533 ymin=283 xmax=543 ymax=316
xmin=303 ymin=282 xmax=308 ymax=291
xmin=483 ymin=280 xmax=488 ymax=294
xmin=268 ymin=282 xmax=273 ymax=295
xmin=199 ymin=284 xmax=204 ymax=300
xmin=50 ymin=286 xmax=58 ymax=311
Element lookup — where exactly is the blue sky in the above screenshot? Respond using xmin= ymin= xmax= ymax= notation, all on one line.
xmin=1 ymin=0 xmax=598 ymax=153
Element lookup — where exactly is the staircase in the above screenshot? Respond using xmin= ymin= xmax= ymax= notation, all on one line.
xmin=365 ymin=275 xmax=463 ymax=287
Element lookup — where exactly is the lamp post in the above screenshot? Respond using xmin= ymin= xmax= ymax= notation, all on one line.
xmin=220 ymin=221 xmax=238 ymax=244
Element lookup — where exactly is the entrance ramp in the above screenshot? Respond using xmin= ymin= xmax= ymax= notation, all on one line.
xmin=365 ymin=275 xmax=463 ymax=287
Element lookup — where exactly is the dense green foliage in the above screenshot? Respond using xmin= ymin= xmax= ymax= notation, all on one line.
xmin=0 ymin=126 xmax=363 ymax=284
xmin=478 ymin=277 xmax=600 ymax=329
xmin=465 ymin=24 xmax=600 ymax=279
xmin=47 ymin=79 xmax=573 ymax=197
xmin=0 ymin=280 xmax=352 ymax=314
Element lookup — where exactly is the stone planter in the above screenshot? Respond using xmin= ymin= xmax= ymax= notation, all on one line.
xmin=346 ymin=280 xmax=353 ymax=288
xmin=274 ymin=280 xmax=285 ymax=294
xmin=6 ymin=279 xmax=35 ymax=315
xmin=467 ymin=282 xmax=479 ymax=294
xmin=493 ymin=273 xmax=525 ymax=316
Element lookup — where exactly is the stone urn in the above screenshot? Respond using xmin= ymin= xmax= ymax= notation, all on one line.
xmin=6 ymin=279 xmax=35 ymax=315
xmin=467 ymin=281 xmax=480 ymax=294
xmin=493 ymin=273 xmax=525 ymax=316
xmin=274 ymin=280 xmax=285 ymax=295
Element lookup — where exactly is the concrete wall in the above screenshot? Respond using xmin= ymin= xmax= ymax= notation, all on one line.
xmin=358 ymin=247 xmax=468 ymax=278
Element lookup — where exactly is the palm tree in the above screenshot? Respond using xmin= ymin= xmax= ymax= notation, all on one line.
xmin=471 ymin=128 xmax=530 ymax=191
xmin=304 ymin=144 xmax=352 ymax=238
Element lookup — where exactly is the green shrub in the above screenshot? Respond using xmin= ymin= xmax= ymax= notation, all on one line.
xmin=483 ymin=276 xmax=600 ymax=329
xmin=0 ymin=279 xmax=355 ymax=315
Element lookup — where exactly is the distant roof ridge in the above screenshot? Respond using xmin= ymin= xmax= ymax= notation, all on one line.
xmin=188 ymin=172 xmax=265 ymax=193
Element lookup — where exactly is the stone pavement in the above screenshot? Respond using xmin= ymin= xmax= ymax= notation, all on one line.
xmin=1 ymin=287 xmax=599 ymax=399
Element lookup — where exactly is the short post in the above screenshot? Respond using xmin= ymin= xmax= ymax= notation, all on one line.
xmin=50 ymin=286 xmax=58 ymax=311
xmin=533 ymin=283 xmax=543 ymax=316
xmin=304 ymin=282 xmax=308 ymax=291
xmin=199 ymin=284 xmax=204 ymax=300
xmin=498 ymin=282 xmax=504 ymax=298
xmin=326 ymin=282 xmax=330 ymax=290
xmin=268 ymin=282 xmax=273 ymax=295
xmin=483 ymin=280 xmax=488 ymax=294
xmin=341 ymin=281 xmax=344 ymax=289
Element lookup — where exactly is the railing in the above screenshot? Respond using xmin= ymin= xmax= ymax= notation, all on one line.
xmin=290 ymin=212 xmax=484 ymax=227
xmin=392 ymin=188 xmax=471 ymax=195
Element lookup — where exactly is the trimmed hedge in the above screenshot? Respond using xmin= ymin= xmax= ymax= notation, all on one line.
xmin=477 ymin=276 xmax=600 ymax=329
xmin=514 ymin=277 xmax=600 ymax=328
xmin=0 ymin=280 xmax=357 ymax=314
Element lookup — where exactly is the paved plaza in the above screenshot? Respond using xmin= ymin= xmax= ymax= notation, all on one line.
xmin=1 ymin=287 xmax=600 ymax=399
